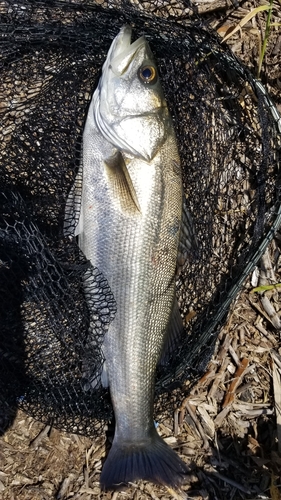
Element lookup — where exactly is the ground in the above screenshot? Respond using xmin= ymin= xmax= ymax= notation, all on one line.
xmin=0 ymin=1 xmax=281 ymax=499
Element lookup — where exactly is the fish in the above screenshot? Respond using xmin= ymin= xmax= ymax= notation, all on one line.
xmin=66 ymin=25 xmax=198 ymax=491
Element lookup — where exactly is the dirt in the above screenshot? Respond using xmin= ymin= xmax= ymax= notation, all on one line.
xmin=0 ymin=1 xmax=281 ymax=499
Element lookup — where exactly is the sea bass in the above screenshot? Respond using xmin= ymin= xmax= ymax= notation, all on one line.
xmin=68 ymin=26 xmax=193 ymax=490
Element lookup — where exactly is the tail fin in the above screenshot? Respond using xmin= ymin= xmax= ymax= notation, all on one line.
xmin=100 ymin=431 xmax=188 ymax=491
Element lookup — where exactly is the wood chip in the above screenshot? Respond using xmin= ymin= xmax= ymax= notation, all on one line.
xmin=254 ymin=319 xmax=277 ymax=345
xmin=183 ymin=401 xmax=210 ymax=450
xmin=249 ymin=294 xmax=280 ymax=330
xmin=271 ymin=350 xmax=281 ymax=453
xmin=57 ymin=473 xmax=76 ymax=499
xmin=259 ymin=249 xmax=277 ymax=285
xmin=214 ymin=406 xmax=231 ymax=427
xmin=228 ymin=344 xmax=240 ymax=366
xmin=196 ymin=405 xmax=215 ymax=438
xmin=29 ymin=425 xmax=51 ymax=449
xmin=165 ymin=486 xmax=187 ymax=500
xmin=223 ymin=358 xmax=249 ymax=407
xmin=208 ymin=356 xmax=230 ymax=399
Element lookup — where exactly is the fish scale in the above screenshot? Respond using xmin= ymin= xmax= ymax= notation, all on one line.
xmin=67 ymin=25 xmax=190 ymax=490
xmin=102 ymin=141 xmax=181 ymax=439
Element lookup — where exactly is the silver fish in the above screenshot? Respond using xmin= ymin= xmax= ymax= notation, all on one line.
xmin=67 ymin=25 xmax=196 ymax=490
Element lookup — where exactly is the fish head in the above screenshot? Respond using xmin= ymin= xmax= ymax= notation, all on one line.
xmin=94 ymin=26 xmax=171 ymax=161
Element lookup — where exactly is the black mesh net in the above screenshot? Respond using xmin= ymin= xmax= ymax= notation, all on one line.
xmin=0 ymin=0 xmax=280 ymax=436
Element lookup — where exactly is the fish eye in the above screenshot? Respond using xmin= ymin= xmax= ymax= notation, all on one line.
xmin=138 ymin=65 xmax=157 ymax=85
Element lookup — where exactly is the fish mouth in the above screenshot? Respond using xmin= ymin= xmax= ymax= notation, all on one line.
xmin=107 ymin=25 xmax=147 ymax=76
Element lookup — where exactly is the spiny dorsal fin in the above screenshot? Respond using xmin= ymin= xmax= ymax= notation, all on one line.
xmin=104 ymin=151 xmax=141 ymax=214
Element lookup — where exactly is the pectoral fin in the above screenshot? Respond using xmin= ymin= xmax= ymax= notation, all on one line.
xmin=177 ymin=199 xmax=199 ymax=273
xmin=104 ymin=151 xmax=141 ymax=214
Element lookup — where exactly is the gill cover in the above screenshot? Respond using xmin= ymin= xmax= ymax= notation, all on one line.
xmin=93 ymin=26 xmax=170 ymax=161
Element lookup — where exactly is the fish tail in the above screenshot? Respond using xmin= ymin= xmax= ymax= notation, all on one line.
xmin=100 ymin=432 xmax=188 ymax=491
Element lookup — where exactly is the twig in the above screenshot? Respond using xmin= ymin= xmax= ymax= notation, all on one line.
xmin=205 ymin=470 xmax=251 ymax=494
xmin=184 ymin=401 xmax=210 ymax=450
xmin=260 ymin=295 xmax=281 ymax=330
xmin=29 ymin=424 xmax=51 ymax=449
xmin=254 ymin=319 xmax=277 ymax=345
xmin=214 ymin=406 xmax=231 ymax=427
xmin=57 ymin=474 xmax=75 ymax=500
xmin=192 ymin=368 xmax=216 ymax=390
xmin=228 ymin=344 xmax=240 ymax=366
xmin=197 ymin=0 xmax=229 ymax=15
xmin=217 ymin=334 xmax=231 ymax=361
xmin=249 ymin=294 xmax=279 ymax=329
xmin=223 ymin=359 xmax=249 ymax=407
xmin=208 ymin=356 xmax=230 ymax=399
xmin=259 ymin=248 xmax=277 ymax=285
